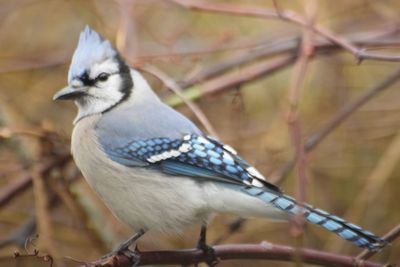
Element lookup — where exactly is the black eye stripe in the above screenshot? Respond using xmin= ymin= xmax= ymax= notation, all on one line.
xmin=79 ymin=71 xmax=95 ymax=86
xmin=77 ymin=72 xmax=119 ymax=86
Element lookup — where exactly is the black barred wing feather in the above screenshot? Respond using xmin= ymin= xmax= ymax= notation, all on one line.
xmin=109 ymin=134 xmax=281 ymax=192
xmin=106 ymin=134 xmax=386 ymax=251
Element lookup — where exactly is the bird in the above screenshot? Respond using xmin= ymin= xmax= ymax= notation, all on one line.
xmin=53 ymin=26 xmax=386 ymax=260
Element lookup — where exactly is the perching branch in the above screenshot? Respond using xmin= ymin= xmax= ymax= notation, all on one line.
xmin=83 ymin=242 xmax=385 ymax=267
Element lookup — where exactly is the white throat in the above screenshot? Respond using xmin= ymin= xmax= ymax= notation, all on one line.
xmin=73 ymin=73 xmax=125 ymax=124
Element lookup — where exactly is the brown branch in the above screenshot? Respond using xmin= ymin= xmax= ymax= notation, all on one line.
xmin=164 ymin=54 xmax=296 ymax=107
xmin=202 ymin=56 xmax=296 ymax=96
xmin=179 ymin=28 xmax=400 ymax=89
xmin=1 ymin=29 xmax=399 ymax=75
xmin=49 ymin=173 xmax=108 ymax=254
xmin=0 ymin=127 xmax=48 ymax=138
xmin=285 ymin=1 xmax=316 ymax=245
xmin=204 ymin=40 xmax=400 ymax=260
xmin=0 ymin=152 xmax=71 ymax=208
xmin=168 ymin=0 xmax=400 ymax=62
xmin=325 ymin=130 xmax=400 ymax=251
xmin=0 ymin=50 xmax=69 ymax=73
xmin=31 ymin=163 xmax=62 ymax=266
xmin=84 ymin=242 xmax=385 ymax=267
xmin=141 ymin=64 xmax=219 ymax=138
xmin=270 ymin=66 xmax=400 ymax=183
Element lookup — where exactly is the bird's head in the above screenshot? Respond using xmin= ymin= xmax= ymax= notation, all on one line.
xmin=53 ymin=26 xmax=133 ymax=123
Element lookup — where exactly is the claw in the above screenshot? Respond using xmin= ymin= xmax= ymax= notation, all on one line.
xmin=197 ymin=225 xmax=220 ymax=267
xmin=97 ymin=229 xmax=146 ymax=263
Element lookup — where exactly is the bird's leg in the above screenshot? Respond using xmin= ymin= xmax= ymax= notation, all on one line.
xmin=197 ymin=224 xmax=219 ymax=267
xmin=100 ymin=228 xmax=146 ymax=262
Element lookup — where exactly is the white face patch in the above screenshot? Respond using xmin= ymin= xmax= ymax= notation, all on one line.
xmin=70 ymin=79 xmax=83 ymax=88
xmin=66 ymin=27 xmax=132 ymax=124
xmin=89 ymin=58 xmax=119 ymax=80
xmin=73 ymin=68 xmax=125 ymax=123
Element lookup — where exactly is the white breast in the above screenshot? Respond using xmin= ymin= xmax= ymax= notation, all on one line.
xmin=71 ymin=115 xmax=285 ymax=233
xmin=71 ymin=115 xmax=209 ymax=233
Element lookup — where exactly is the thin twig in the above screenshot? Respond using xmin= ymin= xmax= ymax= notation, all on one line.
xmin=357 ymin=224 xmax=400 ymax=260
xmin=31 ymin=163 xmax=63 ymax=266
xmin=0 ymin=216 xmax=36 ymax=248
xmin=325 ymin=130 xmax=400 ymax=251
xmin=164 ymin=54 xmax=296 ymax=107
xmin=178 ymin=28 xmax=400 ymax=89
xmin=0 ymin=127 xmax=48 ymax=138
xmin=141 ymin=65 xmax=219 ymax=137
xmin=0 ymin=152 xmax=71 ymax=208
xmin=168 ymin=0 xmax=400 ymax=62
xmin=50 ymin=173 xmax=108 ymax=254
xmin=115 ymin=0 xmax=137 ymax=61
xmin=270 ymin=66 xmax=400 ymax=184
xmin=1 ymin=28 xmax=399 ymax=74
xmin=286 ymin=0 xmax=316 ymax=244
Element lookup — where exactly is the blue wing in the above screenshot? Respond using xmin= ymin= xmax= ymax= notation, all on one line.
xmin=104 ymin=134 xmax=387 ymax=250
xmin=105 ymin=134 xmax=281 ymax=192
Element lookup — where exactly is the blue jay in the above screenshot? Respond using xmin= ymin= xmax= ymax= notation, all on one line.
xmin=53 ymin=26 xmax=385 ymax=257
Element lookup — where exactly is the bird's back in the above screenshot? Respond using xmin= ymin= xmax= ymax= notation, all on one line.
xmin=96 ymin=70 xmax=202 ymax=149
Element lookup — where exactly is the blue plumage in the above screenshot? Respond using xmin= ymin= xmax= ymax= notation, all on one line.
xmin=105 ymin=133 xmax=386 ymax=251
xmin=107 ymin=134 xmax=280 ymax=192
xmin=241 ymin=186 xmax=386 ymax=251
xmin=55 ymin=27 xmax=386 ymax=254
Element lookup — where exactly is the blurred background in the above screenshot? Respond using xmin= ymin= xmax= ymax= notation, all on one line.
xmin=0 ymin=0 xmax=399 ymax=266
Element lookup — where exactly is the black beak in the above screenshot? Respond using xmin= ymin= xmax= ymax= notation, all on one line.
xmin=53 ymin=86 xmax=86 ymax=101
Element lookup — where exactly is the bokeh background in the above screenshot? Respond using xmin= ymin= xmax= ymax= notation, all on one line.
xmin=0 ymin=0 xmax=399 ymax=266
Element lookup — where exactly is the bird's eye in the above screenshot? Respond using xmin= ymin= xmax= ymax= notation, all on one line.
xmin=97 ymin=72 xmax=109 ymax=82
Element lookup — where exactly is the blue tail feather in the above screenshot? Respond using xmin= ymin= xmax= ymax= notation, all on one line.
xmin=242 ymin=186 xmax=386 ymax=251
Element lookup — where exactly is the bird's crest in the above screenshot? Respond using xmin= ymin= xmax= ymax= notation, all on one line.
xmin=68 ymin=26 xmax=117 ymax=82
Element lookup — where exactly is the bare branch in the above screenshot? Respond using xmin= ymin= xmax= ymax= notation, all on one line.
xmin=271 ymin=66 xmax=400 ymax=183
xmin=168 ymin=0 xmax=400 ymax=62
xmin=164 ymin=54 xmax=296 ymax=107
xmin=357 ymin=224 xmax=400 ymax=260
xmin=84 ymin=242 xmax=385 ymax=267
xmin=285 ymin=0 xmax=317 ymax=242
xmin=0 ymin=152 xmax=71 ymax=208
xmin=141 ymin=65 xmax=219 ymax=137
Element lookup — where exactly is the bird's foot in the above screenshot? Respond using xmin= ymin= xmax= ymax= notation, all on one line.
xmin=197 ymin=239 xmax=219 ymax=267
xmin=98 ymin=229 xmax=146 ymax=265
xmin=99 ymin=246 xmax=131 ymax=260
xmin=93 ymin=249 xmax=139 ymax=267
